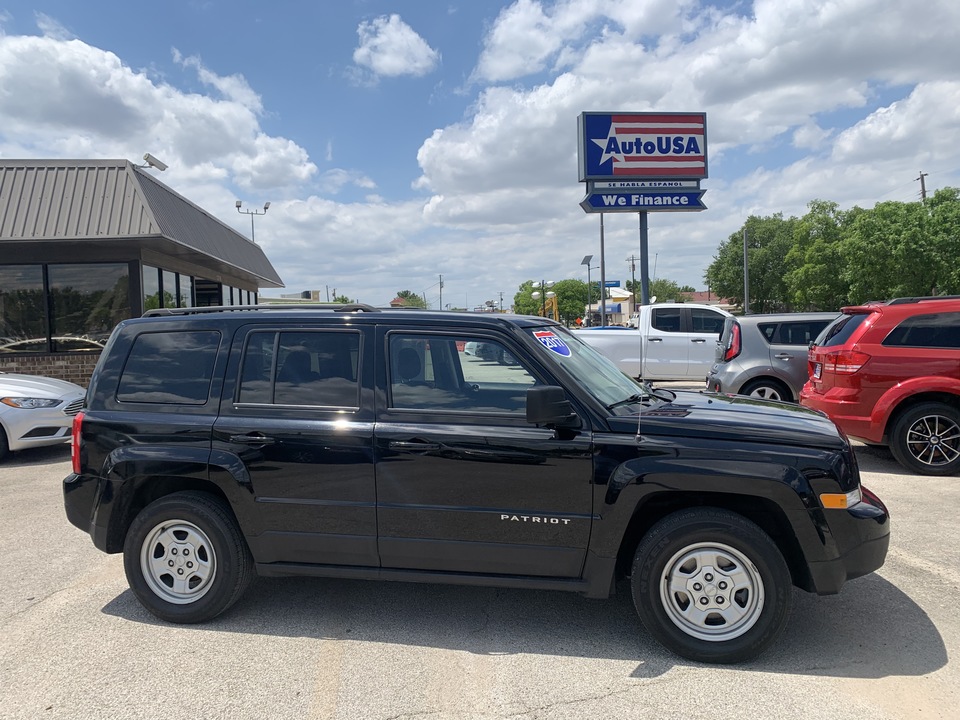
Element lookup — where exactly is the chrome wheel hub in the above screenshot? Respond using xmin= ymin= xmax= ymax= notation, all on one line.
xmin=140 ymin=520 xmax=217 ymax=605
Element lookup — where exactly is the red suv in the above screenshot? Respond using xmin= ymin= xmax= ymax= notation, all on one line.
xmin=800 ymin=297 xmax=960 ymax=475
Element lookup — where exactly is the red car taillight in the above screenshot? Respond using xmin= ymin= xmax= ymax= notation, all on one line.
xmin=71 ymin=411 xmax=84 ymax=474
xmin=823 ymin=350 xmax=871 ymax=375
xmin=723 ymin=322 xmax=741 ymax=361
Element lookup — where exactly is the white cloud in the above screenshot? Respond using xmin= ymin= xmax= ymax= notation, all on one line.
xmin=35 ymin=12 xmax=73 ymax=40
xmin=352 ymin=14 xmax=440 ymax=79
xmin=317 ymin=169 xmax=377 ymax=194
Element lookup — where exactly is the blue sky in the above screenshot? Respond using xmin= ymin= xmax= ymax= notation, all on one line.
xmin=2 ymin=0 xmax=959 ymax=308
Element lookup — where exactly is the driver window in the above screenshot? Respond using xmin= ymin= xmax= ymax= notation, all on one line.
xmin=389 ymin=334 xmax=537 ymax=413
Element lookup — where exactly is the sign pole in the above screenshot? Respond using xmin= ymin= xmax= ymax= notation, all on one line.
xmin=599 ymin=213 xmax=607 ymax=328
xmin=639 ymin=212 xmax=650 ymax=306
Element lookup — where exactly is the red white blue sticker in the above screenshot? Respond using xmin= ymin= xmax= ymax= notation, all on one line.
xmin=534 ymin=330 xmax=571 ymax=357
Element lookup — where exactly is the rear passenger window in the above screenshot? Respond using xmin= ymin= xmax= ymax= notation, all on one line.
xmin=815 ymin=313 xmax=870 ymax=347
xmin=768 ymin=321 xmax=833 ymax=345
xmin=690 ymin=309 xmax=726 ymax=334
xmin=117 ymin=331 xmax=220 ymax=404
xmin=882 ymin=312 xmax=960 ymax=348
xmin=238 ymin=330 xmax=361 ymax=407
xmin=652 ymin=308 xmax=682 ymax=332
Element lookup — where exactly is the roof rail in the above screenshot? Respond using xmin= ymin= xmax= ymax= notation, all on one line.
xmin=142 ymin=303 xmax=381 ymax=317
xmin=886 ymin=296 xmax=960 ymax=305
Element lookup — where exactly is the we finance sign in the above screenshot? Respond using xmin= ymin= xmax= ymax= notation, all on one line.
xmin=578 ymin=112 xmax=708 ymax=181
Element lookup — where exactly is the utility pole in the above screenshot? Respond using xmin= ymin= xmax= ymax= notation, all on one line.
xmin=439 ymin=274 xmax=443 ymax=310
xmin=626 ymin=255 xmax=638 ymax=295
xmin=498 ymin=291 xmax=504 ymax=312
xmin=916 ymin=170 xmax=929 ymax=201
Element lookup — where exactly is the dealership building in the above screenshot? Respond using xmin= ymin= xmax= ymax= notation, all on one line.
xmin=0 ymin=159 xmax=284 ymax=384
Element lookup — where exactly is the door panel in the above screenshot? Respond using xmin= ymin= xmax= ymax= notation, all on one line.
xmin=375 ymin=330 xmax=594 ymax=578
xmin=214 ymin=326 xmax=379 ymax=567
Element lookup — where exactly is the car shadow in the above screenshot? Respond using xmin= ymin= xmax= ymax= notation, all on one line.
xmin=101 ymin=569 xmax=943 ymax=679
xmin=852 ymin=443 xmax=914 ymax=476
xmin=3 ymin=443 xmax=71 ymax=467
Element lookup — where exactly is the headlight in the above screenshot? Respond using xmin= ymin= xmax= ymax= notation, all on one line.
xmin=1 ymin=397 xmax=62 ymax=409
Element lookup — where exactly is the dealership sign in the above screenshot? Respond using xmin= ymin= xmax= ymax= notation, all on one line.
xmin=580 ymin=189 xmax=706 ymax=213
xmin=578 ymin=112 xmax=708 ymax=182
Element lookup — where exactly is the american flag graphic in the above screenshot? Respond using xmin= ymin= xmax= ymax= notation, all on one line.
xmin=582 ymin=112 xmax=708 ymax=180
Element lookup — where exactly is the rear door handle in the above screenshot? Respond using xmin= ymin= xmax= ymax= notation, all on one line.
xmin=389 ymin=440 xmax=441 ymax=451
xmin=649 ymin=338 xmax=663 ymax=343
xmin=774 ymin=353 xmax=792 ymax=360
xmin=229 ymin=433 xmax=276 ymax=446
xmin=691 ymin=338 xmax=707 ymax=343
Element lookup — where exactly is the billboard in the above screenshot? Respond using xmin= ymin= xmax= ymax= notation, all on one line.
xmin=578 ymin=112 xmax=708 ymax=182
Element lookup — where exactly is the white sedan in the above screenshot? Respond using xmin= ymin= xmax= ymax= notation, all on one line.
xmin=0 ymin=373 xmax=85 ymax=461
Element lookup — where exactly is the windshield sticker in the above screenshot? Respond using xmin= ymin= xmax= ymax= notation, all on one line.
xmin=534 ymin=330 xmax=571 ymax=357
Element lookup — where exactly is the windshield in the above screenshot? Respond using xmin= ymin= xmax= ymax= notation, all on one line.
xmin=521 ymin=325 xmax=649 ymax=410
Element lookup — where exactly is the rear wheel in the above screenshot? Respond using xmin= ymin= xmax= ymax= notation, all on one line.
xmin=739 ymin=378 xmax=792 ymax=403
xmin=889 ymin=403 xmax=960 ymax=476
xmin=123 ymin=491 xmax=254 ymax=623
xmin=0 ymin=427 xmax=8 ymax=462
xmin=631 ymin=508 xmax=792 ymax=664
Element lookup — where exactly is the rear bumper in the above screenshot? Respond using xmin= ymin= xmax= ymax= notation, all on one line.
xmin=799 ymin=386 xmax=882 ymax=443
xmin=63 ymin=472 xmax=110 ymax=551
xmin=806 ymin=485 xmax=890 ymax=594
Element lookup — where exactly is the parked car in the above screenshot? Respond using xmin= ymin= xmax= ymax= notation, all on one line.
xmin=0 ymin=372 xmax=86 ymax=461
xmin=706 ymin=312 xmax=839 ymax=402
xmin=64 ymin=304 xmax=888 ymax=664
xmin=800 ymin=296 xmax=960 ymax=475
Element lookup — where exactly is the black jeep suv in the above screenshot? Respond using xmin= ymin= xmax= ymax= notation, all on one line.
xmin=64 ymin=304 xmax=889 ymax=663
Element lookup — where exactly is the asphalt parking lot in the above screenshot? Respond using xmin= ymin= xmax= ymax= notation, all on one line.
xmin=1 ymin=439 xmax=958 ymax=720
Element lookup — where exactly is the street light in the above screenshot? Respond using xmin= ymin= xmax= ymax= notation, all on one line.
xmin=236 ymin=200 xmax=270 ymax=243
xmin=531 ymin=280 xmax=555 ymax=318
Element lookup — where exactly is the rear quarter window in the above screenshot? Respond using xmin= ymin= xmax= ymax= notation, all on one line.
xmin=117 ymin=330 xmax=221 ymax=404
xmin=882 ymin=312 xmax=960 ymax=348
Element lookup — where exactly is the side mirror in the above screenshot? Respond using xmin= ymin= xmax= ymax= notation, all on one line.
xmin=526 ymin=386 xmax=578 ymax=427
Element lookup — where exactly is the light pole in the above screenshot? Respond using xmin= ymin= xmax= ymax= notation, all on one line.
xmin=236 ymin=200 xmax=270 ymax=243
xmin=581 ymin=255 xmax=597 ymax=326
xmin=531 ymin=280 xmax=555 ymax=319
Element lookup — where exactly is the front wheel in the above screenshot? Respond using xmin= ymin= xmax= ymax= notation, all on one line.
xmin=123 ymin=491 xmax=254 ymax=623
xmin=631 ymin=508 xmax=792 ymax=664
xmin=889 ymin=402 xmax=960 ymax=476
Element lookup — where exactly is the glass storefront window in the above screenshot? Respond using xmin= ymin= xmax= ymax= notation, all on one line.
xmin=49 ymin=263 xmax=130 ymax=352
xmin=0 ymin=266 xmax=46 ymax=353
xmin=178 ymin=274 xmax=193 ymax=307
xmin=143 ymin=265 xmax=161 ymax=311
xmin=161 ymin=270 xmax=177 ymax=309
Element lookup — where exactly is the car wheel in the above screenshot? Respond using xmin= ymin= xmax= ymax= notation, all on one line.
xmin=739 ymin=378 xmax=792 ymax=403
xmin=889 ymin=403 xmax=960 ymax=476
xmin=123 ymin=491 xmax=254 ymax=623
xmin=0 ymin=426 xmax=8 ymax=462
xmin=631 ymin=508 xmax=792 ymax=664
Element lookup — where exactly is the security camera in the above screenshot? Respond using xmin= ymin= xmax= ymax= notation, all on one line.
xmin=142 ymin=153 xmax=168 ymax=171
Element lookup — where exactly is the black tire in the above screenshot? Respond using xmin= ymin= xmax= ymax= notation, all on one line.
xmin=889 ymin=402 xmax=960 ymax=476
xmin=631 ymin=508 xmax=792 ymax=664
xmin=739 ymin=378 xmax=792 ymax=403
xmin=123 ymin=491 xmax=254 ymax=623
xmin=0 ymin=426 xmax=8 ymax=462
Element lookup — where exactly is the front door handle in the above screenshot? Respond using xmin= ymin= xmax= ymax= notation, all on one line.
xmin=691 ymin=338 xmax=707 ymax=343
xmin=649 ymin=338 xmax=663 ymax=343
xmin=229 ymin=433 xmax=276 ymax=445
xmin=774 ymin=353 xmax=792 ymax=360
xmin=389 ymin=440 xmax=441 ymax=451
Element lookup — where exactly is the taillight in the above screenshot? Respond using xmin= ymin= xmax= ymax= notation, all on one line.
xmin=824 ymin=350 xmax=871 ymax=375
xmin=71 ymin=411 xmax=84 ymax=474
xmin=723 ymin=323 xmax=741 ymax=361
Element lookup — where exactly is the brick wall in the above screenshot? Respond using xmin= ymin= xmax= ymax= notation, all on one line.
xmin=0 ymin=353 xmax=100 ymax=388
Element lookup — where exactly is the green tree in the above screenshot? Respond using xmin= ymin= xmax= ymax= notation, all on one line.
xmin=512 ymin=279 xmax=587 ymax=325
xmin=332 ymin=294 xmax=354 ymax=304
xmin=627 ymin=278 xmax=694 ymax=302
xmin=394 ymin=289 xmax=427 ymax=309
xmin=783 ymin=200 xmax=858 ymax=310
xmin=704 ymin=213 xmax=798 ymax=313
